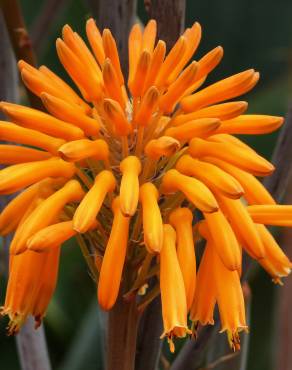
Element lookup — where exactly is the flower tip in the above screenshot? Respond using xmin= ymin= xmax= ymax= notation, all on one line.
xmin=215 ymin=45 xmax=224 ymax=59
xmin=62 ymin=23 xmax=72 ymax=35
xmin=148 ymin=18 xmax=157 ymax=26
xmin=103 ymin=98 xmax=116 ymax=112
xmin=17 ymin=59 xmax=27 ymax=70
xmin=193 ymin=21 xmax=201 ymax=29
xmin=253 ymin=71 xmax=260 ymax=82
xmin=238 ymin=100 xmax=249 ymax=109
xmin=9 ymin=244 xmax=27 ymax=256
xmin=169 ymin=206 xmax=193 ymax=225
xmin=86 ymin=17 xmax=94 ymax=26
xmin=273 ymin=116 xmax=284 ymax=128
xmin=102 ymin=28 xmax=112 ymax=41
xmin=103 ymin=57 xmax=111 ymax=69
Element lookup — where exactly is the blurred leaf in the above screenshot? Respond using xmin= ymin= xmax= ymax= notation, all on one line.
xmin=59 ymin=299 xmax=106 ymax=370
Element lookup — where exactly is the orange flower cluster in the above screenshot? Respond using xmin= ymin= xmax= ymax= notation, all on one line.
xmin=0 ymin=19 xmax=291 ymax=351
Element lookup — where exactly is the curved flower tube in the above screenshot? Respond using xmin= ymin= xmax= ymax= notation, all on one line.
xmin=98 ymin=197 xmax=130 ymax=310
xmin=160 ymin=224 xmax=190 ymax=352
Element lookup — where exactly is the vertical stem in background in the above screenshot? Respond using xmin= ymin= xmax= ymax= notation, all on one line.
xmin=272 ymin=106 xmax=292 ymax=370
xmin=107 ymin=293 xmax=139 ymax=370
xmin=0 ymin=0 xmax=43 ymax=109
xmin=86 ymin=0 xmax=137 ymax=77
xmin=276 ymin=216 xmax=292 ymax=370
xmin=147 ymin=0 xmax=186 ymax=50
xmin=134 ymin=2 xmax=186 ymax=370
xmin=16 ymin=318 xmax=51 ymax=370
xmin=85 ymin=3 xmax=138 ymax=369
xmin=0 ymin=9 xmax=52 ymax=370
xmin=30 ymin=0 xmax=69 ymax=55
xmin=135 ymin=296 xmax=163 ymax=370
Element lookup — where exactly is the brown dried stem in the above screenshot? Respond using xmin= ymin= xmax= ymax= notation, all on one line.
xmin=86 ymin=0 xmax=137 ymax=77
xmin=0 ymin=0 xmax=42 ymax=108
xmin=146 ymin=0 xmax=186 ymax=51
xmin=31 ymin=0 xmax=69 ymax=54
xmin=272 ymin=106 xmax=292 ymax=370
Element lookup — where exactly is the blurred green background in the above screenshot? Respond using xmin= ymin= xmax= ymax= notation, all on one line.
xmin=1 ymin=0 xmax=292 ymax=369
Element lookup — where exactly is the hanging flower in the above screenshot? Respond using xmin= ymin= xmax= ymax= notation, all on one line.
xmin=0 ymin=18 xmax=291 ymax=351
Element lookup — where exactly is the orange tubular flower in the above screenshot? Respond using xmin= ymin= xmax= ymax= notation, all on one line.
xmin=32 ymin=247 xmax=61 ymax=327
xmin=10 ymin=180 xmax=85 ymax=255
xmin=0 ymin=145 xmax=51 ymax=164
xmin=176 ymin=155 xmax=244 ymax=199
xmin=86 ymin=19 xmax=105 ymax=66
xmin=161 ymin=169 xmax=219 ymax=213
xmin=144 ymin=136 xmax=180 ymax=159
xmin=248 ymin=205 xmax=292 ymax=226
xmin=142 ymin=19 xmax=157 ymax=53
xmin=142 ymin=40 xmax=166 ymax=93
xmin=155 ymin=36 xmax=186 ymax=89
xmin=103 ymin=58 xmax=126 ymax=109
xmin=0 ymin=18 xmax=291 ymax=352
xmin=215 ymin=115 xmax=284 ymax=135
xmin=98 ymin=197 xmax=130 ymax=310
xmin=204 ymin=156 xmax=276 ymax=205
xmin=129 ymin=51 xmax=151 ymax=97
xmin=73 ymin=170 xmax=116 ymax=233
xmin=103 ymin=98 xmax=132 ymax=136
xmin=164 ymin=118 xmax=221 ymax=141
xmin=18 ymin=60 xmax=91 ymax=112
xmin=27 ymin=221 xmax=77 ymax=252
xmin=255 ymin=224 xmax=292 ymax=283
xmin=190 ymin=243 xmax=216 ymax=328
xmin=160 ymin=224 xmax=190 ymax=352
xmin=203 ymin=210 xmax=241 ymax=271
xmin=40 ymin=93 xmax=100 ymax=136
xmin=1 ymin=248 xmax=61 ymax=334
xmin=0 ymin=178 xmax=57 ymax=235
xmin=0 ymin=158 xmax=75 ymax=194
xmin=180 ymin=69 xmax=259 ymax=112
xmin=215 ymin=193 xmax=265 ymax=259
xmin=210 ymin=242 xmax=248 ymax=350
xmin=119 ymin=156 xmax=141 ymax=216
xmin=58 ymin=139 xmax=109 ymax=163
xmin=1 ymin=102 xmax=84 ymax=140
xmin=102 ymin=29 xmax=124 ymax=85
xmin=169 ymin=208 xmax=196 ymax=310
xmin=159 ymin=61 xmax=199 ymax=114
xmin=134 ymin=86 xmax=160 ymax=126
xmin=0 ymin=121 xmax=65 ymax=155
xmin=189 ymin=137 xmax=274 ymax=176
xmin=139 ymin=183 xmax=163 ymax=253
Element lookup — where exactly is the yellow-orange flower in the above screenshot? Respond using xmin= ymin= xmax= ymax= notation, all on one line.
xmin=98 ymin=197 xmax=130 ymax=310
xmin=160 ymin=224 xmax=190 ymax=352
xmin=1 ymin=248 xmax=61 ymax=334
xmin=0 ymin=18 xmax=291 ymax=352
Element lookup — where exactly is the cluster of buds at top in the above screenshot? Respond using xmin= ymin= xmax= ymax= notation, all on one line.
xmin=0 ymin=18 xmax=291 ymax=352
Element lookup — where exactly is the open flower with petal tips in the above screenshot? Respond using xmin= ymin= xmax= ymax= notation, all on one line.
xmin=0 ymin=18 xmax=291 ymax=352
